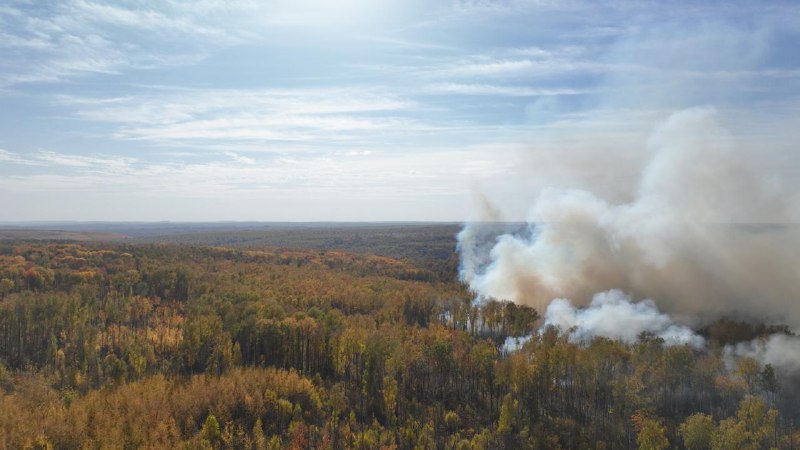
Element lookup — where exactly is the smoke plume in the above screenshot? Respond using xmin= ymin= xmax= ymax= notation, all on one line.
xmin=726 ymin=334 xmax=800 ymax=375
xmin=459 ymin=107 xmax=800 ymax=340
xmin=544 ymin=290 xmax=705 ymax=348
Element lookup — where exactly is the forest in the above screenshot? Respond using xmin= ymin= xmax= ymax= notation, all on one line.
xmin=0 ymin=237 xmax=798 ymax=449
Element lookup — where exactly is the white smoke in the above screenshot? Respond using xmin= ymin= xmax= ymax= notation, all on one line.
xmin=457 ymin=221 xmax=521 ymax=289
xmin=726 ymin=334 xmax=800 ymax=375
xmin=544 ymin=290 xmax=705 ymax=348
xmin=459 ymin=107 xmax=800 ymax=330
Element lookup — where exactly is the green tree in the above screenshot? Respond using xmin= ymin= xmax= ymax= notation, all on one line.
xmin=635 ymin=416 xmax=669 ymax=450
xmin=252 ymin=418 xmax=266 ymax=450
xmin=417 ymin=420 xmax=436 ymax=449
xmin=0 ymin=278 xmax=13 ymax=297
xmin=736 ymin=396 xmax=778 ymax=449
xmin=712 ymin=418 xmax=749 ymax=450
xmin=680 ymin=413 xmax=714 ymax=450
xmin=202 ymin=414 xmax=222 ymax=449
xmin=498 ymin=394 xmax=517 ymax=435
xmin=175 ymin=268 xmax=190 ymax=302
xmin=382 ymin=375 xmax=397 ymax=424
xmin=735 ymin=357 xmax=760 ymax=394
xmin=444 ymin=411 xmax=460 ymax=433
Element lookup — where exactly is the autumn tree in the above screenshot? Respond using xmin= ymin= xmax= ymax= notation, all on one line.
xmin=680 ymin=413 xmax=714 ymax=450
xmin=632 ymin=412 xmax=669 ymax=450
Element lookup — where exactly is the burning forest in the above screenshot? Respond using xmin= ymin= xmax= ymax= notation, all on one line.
xmin=457 ymin=106 xmax=800 ymax=444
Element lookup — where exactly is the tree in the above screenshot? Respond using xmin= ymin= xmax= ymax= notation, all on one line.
xmin=0 ymin=278 xmax=13 ymax=297
xmin=498 ymin=394 xmax=517 ymax=435
xmin=633 ymin=414 xmax=668 ymax=450
xmin=759 ymin=364 xmax=778 ymax=402
xmin=680 ymin=413 xmax=714 ymax=450
xmin=202 ymin=414 xmax=222 ymax=449
xmin=174 ymin=268 xmax=190 ymax=302
xmin=444 ymin=411 xmax=460 ymax=433
xmin=736 ymin=396 xmax=778 ymax=449
xmin=417 ymin=421 xmax=436 ymax=449
xmin=735 ymin=357 xmax=760 ymax=394
xmin=382 ymin=375 xmax=398 ymax=424
xmin=712 ymin=418 xmax=748 ymax=450
xmin=252 ymin=418 xmax=266 ymax=450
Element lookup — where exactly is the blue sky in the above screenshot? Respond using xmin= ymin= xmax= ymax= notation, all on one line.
xmin=1 ymin=0 xmax=799 ymax=221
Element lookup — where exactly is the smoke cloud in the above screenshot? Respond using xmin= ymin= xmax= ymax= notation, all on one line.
xmin=544 ymin=290 xmax=705 ymax=348
xmin=458 ymin=107 xmax=800 ymax=332
xmin=726 ymin=334 xmax=800 ymax=375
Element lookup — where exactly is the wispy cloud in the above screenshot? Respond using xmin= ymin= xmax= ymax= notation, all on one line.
xmin=0 ymin=1 xmax=240 ymax=86
xmin=425 ymin=83 xmax=592 ymax=96
xmin=0 ymin=149 xmax=136 ymax=171
xmin=0 ymin=149 xmax=40 ymax=165
xmin=0 ymin=145 xmax=518 ymax=200
xmin=57 ymin=87 xmax=445 ymax=146
xmin=68 ymin=1 xmax=226 ymax=38
xmin=447 ymin=59 xmax=541 ymax=77
xmin=224 ymin=152 xmax=255 ymax=165
xmin=59 ymin=89 xmax=414 ymax=121
xmin=35 ymin=151 xmax=137 ymax=171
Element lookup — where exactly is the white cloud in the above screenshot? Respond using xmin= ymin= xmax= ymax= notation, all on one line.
xmin=34 ymin=151 xmax=136 ymax=171
xmin=60 ymin=89 xmax=413 ymax=121
xmin=58 ymin=87 xmax=444 ymax=146
xmin=425 ymin=82 xmax=591 ymax=96
xmin=0 ymin=149 xmax=138 ymax=171
xmin=0 ymin=149 xmax=37 ymax=165
xmin=224 ymin=152 xmax=255 ymax=165
xmin=0 ymin=145 xmax=518 ymax=203
xmin=449 ymin=59 xmax=538 ymax=77
xmin=68 ymin=0 xmax=226 ymax=38
xmin=0 ymin=1 xmax=240 ymax=86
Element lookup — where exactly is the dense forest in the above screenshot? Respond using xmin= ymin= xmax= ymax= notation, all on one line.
xmin=0 ymin=239 xmax=798 ymax=449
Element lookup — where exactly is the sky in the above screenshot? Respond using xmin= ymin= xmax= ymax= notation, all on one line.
xmin=0 ymin=0 xmax=799 ymax=221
